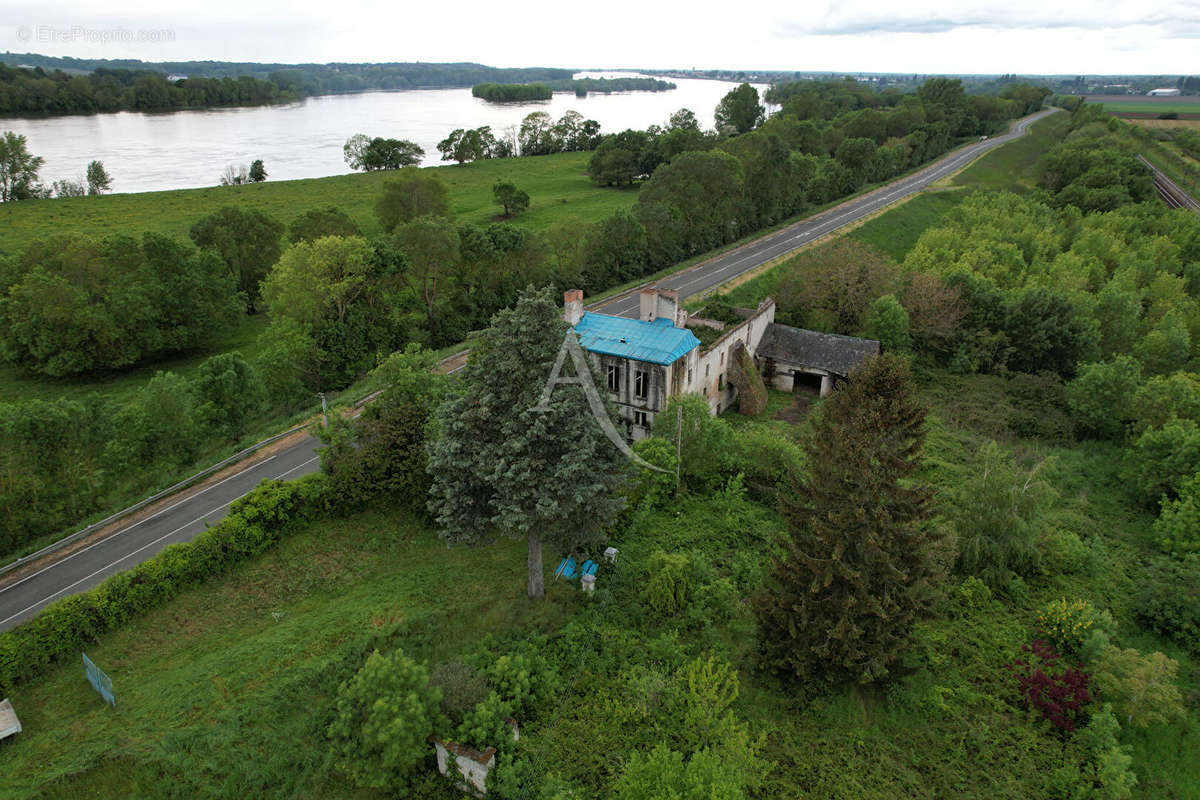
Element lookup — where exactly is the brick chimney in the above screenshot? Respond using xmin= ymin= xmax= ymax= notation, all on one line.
xmin=563 ymin=289 xmax=584 ymax=325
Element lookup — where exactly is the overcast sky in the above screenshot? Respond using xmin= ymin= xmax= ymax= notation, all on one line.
xmin=5 ymin=0 xmax=1199 ymax=74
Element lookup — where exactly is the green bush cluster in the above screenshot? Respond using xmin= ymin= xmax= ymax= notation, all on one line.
xmin=1036 ymin=598 xmax=1116 ymax=657
xmin=0 ymin=473 xmax=328 ymax=693
xmin=1134 ymin=557 xmax=1200 ymax=655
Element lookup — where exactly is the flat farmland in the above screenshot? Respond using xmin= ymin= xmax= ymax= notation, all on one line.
xmin=1084 ymin=94 xmax=1200 ymax=118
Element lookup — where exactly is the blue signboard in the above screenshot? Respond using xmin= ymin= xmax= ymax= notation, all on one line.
xmin=82 ymin=653 xmax=115 ymax=707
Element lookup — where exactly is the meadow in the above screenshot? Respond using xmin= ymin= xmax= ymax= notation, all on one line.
xmin=0 ymin=151 xmax=638 ymax=257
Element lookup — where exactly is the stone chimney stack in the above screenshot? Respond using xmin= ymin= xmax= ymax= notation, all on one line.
xmin=640 ymin=287 xmax=682 ymax=325
xmin=563 ymin=289 xmax=584 ymax=325
xmin=639 ymin=288 xmax=658 ymax=322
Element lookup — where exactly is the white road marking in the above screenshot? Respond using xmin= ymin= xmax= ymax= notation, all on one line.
xmin=0 ymin=455 xmax=321 ymax=627
xmin=0 ymin=455 xmax=280 ymax=597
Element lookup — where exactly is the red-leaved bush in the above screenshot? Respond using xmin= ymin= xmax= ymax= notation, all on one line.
xmin=1008 ymin=639 xmax=1092 ymax=731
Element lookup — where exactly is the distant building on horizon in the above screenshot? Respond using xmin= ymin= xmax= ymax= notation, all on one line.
xmin=1148 ymin=88 xmax=1182 ymax=97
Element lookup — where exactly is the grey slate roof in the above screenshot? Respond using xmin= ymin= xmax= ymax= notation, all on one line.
xmin=755 ymin=324 xmax=880 ymax=378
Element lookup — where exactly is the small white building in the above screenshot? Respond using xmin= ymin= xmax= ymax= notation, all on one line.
xmin=1148 ymin=88 xmax=1182 ymax=97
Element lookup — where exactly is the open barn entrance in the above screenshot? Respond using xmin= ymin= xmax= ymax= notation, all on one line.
xmin=793 ymin=371 xmax=823 ymax=394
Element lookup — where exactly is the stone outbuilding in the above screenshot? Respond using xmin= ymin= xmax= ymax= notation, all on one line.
xmin=754 ymin=324 xmax=881 ymax=397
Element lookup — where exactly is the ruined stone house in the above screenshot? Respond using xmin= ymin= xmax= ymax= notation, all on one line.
xmin=563 ymin=288 xmax=881 ymax=439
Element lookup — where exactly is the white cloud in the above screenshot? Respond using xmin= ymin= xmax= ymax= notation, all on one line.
xmin=3 ymin=0 xmax=1198 ymax=73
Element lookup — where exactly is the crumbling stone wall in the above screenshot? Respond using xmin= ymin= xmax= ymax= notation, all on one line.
xmin=728 ymin=340 xmax=768 ymax=415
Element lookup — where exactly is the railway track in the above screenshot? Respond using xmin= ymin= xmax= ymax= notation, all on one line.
xmin=1139 ymin=155 xmax=1200 ymax=213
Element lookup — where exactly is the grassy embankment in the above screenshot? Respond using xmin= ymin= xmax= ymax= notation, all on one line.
xmin=714 ymin=109 xmax=1071 ymax=308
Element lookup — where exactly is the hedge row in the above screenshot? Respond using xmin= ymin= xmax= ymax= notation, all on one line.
xmin=0 ymin=473 xmax=330 ymax=694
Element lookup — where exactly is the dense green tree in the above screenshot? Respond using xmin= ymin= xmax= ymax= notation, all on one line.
xmin=1132 ymin=372 xmax=1200 ymax=434
xmin=261 ymin=236 xmax=373 ymax=328
xmin=327 ymin=648 xmax=444 ymax=790
xmin=492 ymin=180 xmax=529 ymax=217
xmin=189 ymin=206 xmax=285 ymax=311
xmin=1155 ymin=472 xmax=1200 ymax=556
xmin=287 ymin=206 xmax=361 ymax=243
xmin=714 ymin=83 xmax=765 ymax=136
xmin=375 ymin=167 xmax=450 ymax=231
xmin=259 ymin=235 xmax=397 ymax=389
xmin=320 ymin=346 xmax=446 ymax=511
xmin=587 ymin=137 xmax=643 ymax=187
xmin=1066 ymin=357 xmax=1143 ymax=439
xmin=437 ymin=126 xmax=496 ymax=164
xmin=863 ymin=293 xmax=911 ymax=353
xmin=394 ymin=216 xmax=461 ymax=342
xmin=427 ymin=286 xmax=628 ymax=598
xmin=579 ymin=210 xmax=649 ymax=289
xmin=191 ymin=352 xmax=261 ymax=442
xmin=248 ymin=159 xmax=266 ymax=182
xmin=85 ymin=160 xmax=111 ymax=195
xmin=1124 ymin=419 xmax=1200 ymax=506
xmin=719 ymin=131 xmax=802 ymax=227
xmin=756 ymin=353 xmax=938 ymax=684
xmin=517 ymin=111 xmax=557 ymax=156
xmin=0 ymin=131 xmax=44 ymax=202
xmin=1004 ymin=287 xmax=1099 ymax=378
xmin=343 ymin=135 xmax=424 ymax=170
xmin=0 ymin=233 xmax=240 ymax=375
xmin=635 ymin=150 xmax=745 ymax=256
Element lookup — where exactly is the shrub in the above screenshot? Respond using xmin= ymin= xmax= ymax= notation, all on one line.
xmin=1133 ymin=558 xmax=1200 ymax=654
xmin=1154 ymin=471 xmax=1200 ymax=556
xmin=1065 ymin=357 xmax=1142 ymax=439
xmin=456 ymin=691 xmax=514 ymax=752
xmin=1037 ymin=598 xmax=1116 ymax=657
xmin=1093 ymin=645 xmax=1184 ymax=729
xmin=327 ymin=648 xmax=444 ymax=789
xmin=488 ymin=652 xmax=548 ymax=718
xmin=1123 ymin=418 xmax=1200 ymax=506
xmin=643 ymin=550 xmax=694 ymax=614
xmin=430 ymin=660 xmax=490 ymax=727
xmin=1043 ymin=528 xmax=1096 ymax=575
xmin=952 ymin=441 xmax=1054 ymax=589
xmin=943 ymin=576 xmax=996 ymax=618
xmin=1009 ymin=639 xmax=1092 ymax=732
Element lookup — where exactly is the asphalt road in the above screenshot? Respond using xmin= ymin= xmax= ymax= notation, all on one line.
xmin=594 ymin=108 xmax=1059 ymax=317
xmin=0 ymin=108 xmax=1056 ymax=633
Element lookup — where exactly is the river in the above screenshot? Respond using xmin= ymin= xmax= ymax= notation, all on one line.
xmin=1 ymin=73 xmax=770 ymax=194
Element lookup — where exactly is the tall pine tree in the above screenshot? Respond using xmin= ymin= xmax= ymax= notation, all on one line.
xmin=756 ymin=353 xmax=938 ymax=685
xmin=427 ymin=286 xmax=628 ymax=598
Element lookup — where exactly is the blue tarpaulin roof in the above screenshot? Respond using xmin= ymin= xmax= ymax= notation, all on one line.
xmin=573 ymin=313 xmax=700 ymax=365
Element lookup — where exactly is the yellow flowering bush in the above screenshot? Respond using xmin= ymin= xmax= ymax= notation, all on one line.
xmin=1037 ymin=598 xmax=1115 ymax=657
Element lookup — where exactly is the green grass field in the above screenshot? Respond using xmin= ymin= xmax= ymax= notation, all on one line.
xmin=0 ymin=151 xmax=638 ymax=257
xmin=951 ymin=110 xmax=1071 ymax=193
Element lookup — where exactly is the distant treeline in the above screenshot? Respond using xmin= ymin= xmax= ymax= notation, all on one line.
xmin=0 ymin=56 xmax=576 ymax=116
xmin=548 ymin=77 xmax=676 ymax=95
xmin=472 ymin=83 xmax=553 ymax=102
xmin=0 ymin=63 xmax=294 ymax=115
xmin=472 ymin=78 xmax=677 ymax=103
